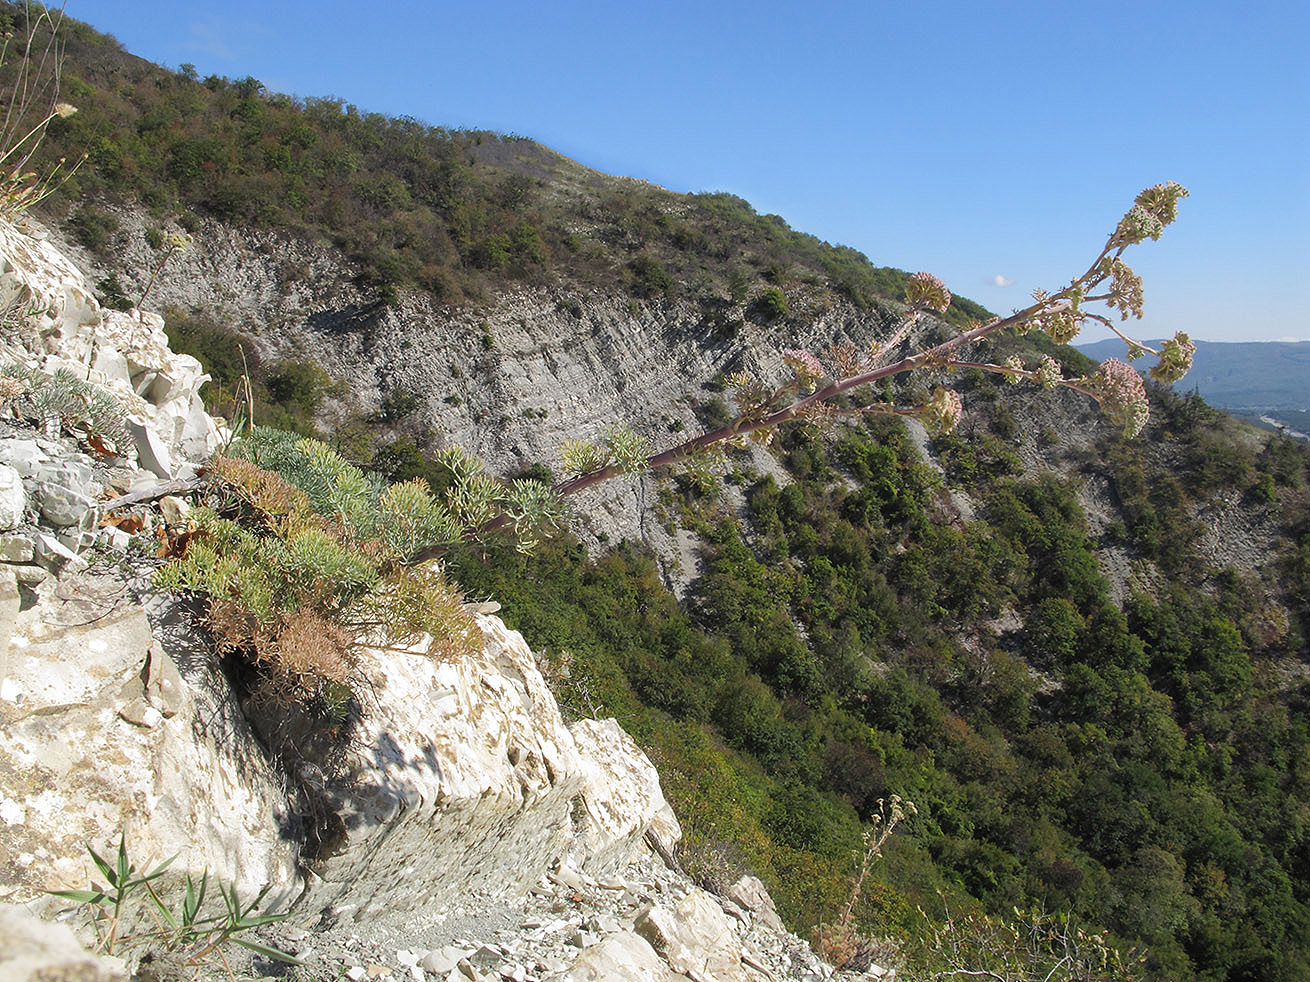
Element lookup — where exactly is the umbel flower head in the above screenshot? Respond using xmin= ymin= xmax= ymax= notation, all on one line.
xmin=1150 ymin=331 xmax=1196 ymax=386
xmin=923 ymin=386 xmax=963 ymax=435
xmin=782 ymin=348 xmax=825 ymax=391
xmin=1115 ymin=181 xmax=1189 ymax=246
xmin=906 ymin=272 xmax=951 ymax=314
xmin=1092 ymin=358 xmax=1150 ymax=437
xmin=1001 ymin=355 xmax=1025 ymax=384
xmin=1034 ymin=355 xmax=1063 ymax=390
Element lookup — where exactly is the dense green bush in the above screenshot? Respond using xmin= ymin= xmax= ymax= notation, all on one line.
xmin=752 ymin=286 xmax=788 ymax=320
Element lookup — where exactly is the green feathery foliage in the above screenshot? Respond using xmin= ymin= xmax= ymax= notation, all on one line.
xmin=156 ymin=427 xmax=565 ymax=705
xmin=0 ymin=362 xmax=128 ymax=444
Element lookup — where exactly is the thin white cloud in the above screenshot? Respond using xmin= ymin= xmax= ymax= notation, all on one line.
xmin=990 ymin=275 xmax=1014 ymax=287
xmin=183 ymin=22 xmax=236 ymax=61
xmin=182 ymin=18 xmax=271 ymax=64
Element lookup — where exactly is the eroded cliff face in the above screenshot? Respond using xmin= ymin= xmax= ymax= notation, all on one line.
xmin=0 ymin=217 xmax=873 ymax=981
xmin=43 ymin=205 xmax=1297 ymax=623
xmin=47 ymin=207 xmax=907 ymax=548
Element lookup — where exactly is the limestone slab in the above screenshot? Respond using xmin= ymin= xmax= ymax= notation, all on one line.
xmin=568 ymin=717 xmax=682 ymax=875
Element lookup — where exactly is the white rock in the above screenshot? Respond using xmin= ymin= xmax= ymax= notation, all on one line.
xmin=0 ymin=218 xmax=221 ymax=477
xmin=33 ymin=532 xmax=87 ymax=573
xmin=635 ymin=889 xmax=749 ymax=982
xmin=0 ymin=596 xmax=301 ymax=911
xmin=0 ymin=534 xmax=34 ymax=562
xmin=395 ymin=949 xmax=419 ymax=968
xmin=300 ymin=615 xmax=588 ymax=927
xmin=0 ymin=903 xmax=127 ymax=981
xmin=158 ymin=495 xmax=191 ymax=526
xmin=562 ymin=931 xmax=681 ymax=981
xmin=0 ymin=464 xmax=26 ymax=530
xmin=724 ymin=875 xmax=787 ymax=935
xmin=126 ymin=418 xmax=173 ymax=478
xmin=91 ymin=343 xmax=132 ymax=388
xmin=567 ymin=717 xmax=681 ymax=874
xmin=0 ymin=440 xmax=47 ymax=477
xmin=420 ymin=947 xmax=470 ymax=974
xmin=0 ymin=566 xmax=18 ymax=678
xmin=98 ymin=526 xmax=132 ymax=551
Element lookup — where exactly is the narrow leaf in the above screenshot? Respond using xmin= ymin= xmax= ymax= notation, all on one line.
xmin=48 ymin=888 xmax=107 ymax=904
xmin=115 ymin=834 xmax=130 ymax=886
xmin=232 ymin=911 xmax=291 ymax=929
xmin=233 ymin=937 xmax=303 ymax=964
xmin=87 ymin=843 xmax=116 ymax=885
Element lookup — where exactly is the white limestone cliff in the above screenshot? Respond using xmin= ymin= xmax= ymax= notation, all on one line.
xmin=0 ymin=219 xmax=224 ymax=474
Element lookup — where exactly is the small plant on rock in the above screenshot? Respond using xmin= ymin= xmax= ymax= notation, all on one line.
xmin=812 ymin=795 xmax=915 ymax=973
xmin=49 ymin=834 xmax=297 ymax=977
xmin=156 ymin=427 xmax=565 ymax=712
xmin=0 ymin=362 xmax=128 ymax=445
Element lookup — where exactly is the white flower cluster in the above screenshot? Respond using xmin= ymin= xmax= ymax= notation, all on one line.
xmin=1034 ymin=355 xmax=1063 ymax=390
xmin=924 ymin=386 xmax=963 ymax=435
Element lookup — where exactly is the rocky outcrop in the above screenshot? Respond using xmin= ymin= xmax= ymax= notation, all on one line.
xmin=567 ymin=717 xmax=682 ymax=874
xmin=300 ymin=615 xmax=680 ymax=927
xmin=0 ymin=566 xmax=304 ymax=910
xmin=0 ymin=219 xmax=223 ymax=477
xmin=0 ymin=536 xmax=683 ymax=916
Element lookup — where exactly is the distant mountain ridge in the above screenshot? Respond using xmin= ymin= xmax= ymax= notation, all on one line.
xmin=1078 ymin=337 xmax=1310 ymax=410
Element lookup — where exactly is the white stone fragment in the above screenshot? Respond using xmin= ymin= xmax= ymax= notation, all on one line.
xmin=126 ymin=419 xmax=173 ymax=478
xmin=0 ymin=903 xmax=128 ymax=981
xmin=0 ymin=464 xmax=26 ymax=530
xmin=634 ymin=889 xmax=749 ymax=982
xmin=33 ymin=532 xmax=87 ymax=573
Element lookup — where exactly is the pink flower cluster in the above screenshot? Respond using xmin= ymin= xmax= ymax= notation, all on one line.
xmin=906 ymin=272 xmax=952 ymax=314
xmin=782 ymin=349 xmax=825 ymax=389
xmin=1094 ymin=358 xmax=1150 ymax=437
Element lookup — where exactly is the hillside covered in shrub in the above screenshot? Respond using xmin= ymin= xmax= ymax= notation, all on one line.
xmin=8 ymin=3 xmax=989 ymax=325
xmin=7 ymin=4 xmax=1310 ymax=979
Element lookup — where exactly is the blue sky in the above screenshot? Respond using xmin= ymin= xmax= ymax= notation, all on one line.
xmin=73 ymin=0 xmax=1308 ymax=343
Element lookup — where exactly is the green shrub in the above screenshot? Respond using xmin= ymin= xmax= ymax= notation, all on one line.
xmin=625 ymin=254 xmax=673 ymax=298
xmin=752 ymin=286 xmax=789 ymax=320
xmin=264 ymin=360 xmax=333 ymax=416
xmin=95 ymin=274 xmax=133 ymax=312
xmin=156 ymin=430 xmax=562 ymax=714
xmin=67 ymin=203 xmax=119 ymax=254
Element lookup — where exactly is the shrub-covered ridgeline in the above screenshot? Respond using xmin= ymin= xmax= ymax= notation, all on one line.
xmin=2 ymin=0 xmax=987 ymax=322
xmin=5 ymin=4 xmax=1310 ymax=980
